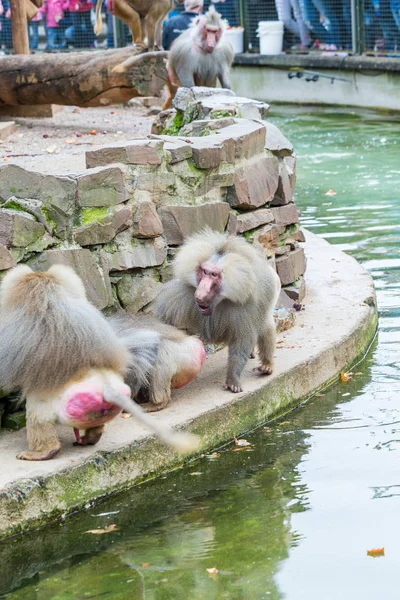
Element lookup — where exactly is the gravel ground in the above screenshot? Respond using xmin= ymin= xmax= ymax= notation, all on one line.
xmin=0 ymin=102 xmax=156 ymax=175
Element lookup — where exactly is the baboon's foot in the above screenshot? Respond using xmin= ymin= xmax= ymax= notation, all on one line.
xmin=17 ymin=442 xmax=61 ymax=461
xmin=141 ymin=399 xmax=170 ymax=412
xmin=73 ymin=426 xmax=103 ymax=446
xmin=224 ymin=381 xmax=243 ymax=393
xmin=253 ymin=364 xmax=273 ymax=376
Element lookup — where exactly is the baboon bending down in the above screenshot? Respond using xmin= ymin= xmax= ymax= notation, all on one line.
xmin=110 ymin=314 xmax=206 ymax=412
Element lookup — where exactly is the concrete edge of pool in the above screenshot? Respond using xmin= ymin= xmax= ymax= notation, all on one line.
xmin=0 ymin=230 xmax=378 ymax=539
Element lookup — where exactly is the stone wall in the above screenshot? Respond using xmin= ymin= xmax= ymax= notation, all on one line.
xmin=0 ymin=87 xmax=306 ymax=425
xmin=0 ymin=88 xmax=306 ymax=314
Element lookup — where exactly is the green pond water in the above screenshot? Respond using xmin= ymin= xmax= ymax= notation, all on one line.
xmin=1 ymin=106 xmax=400 ymax=600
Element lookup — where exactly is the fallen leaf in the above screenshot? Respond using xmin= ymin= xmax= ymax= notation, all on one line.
xmin=367 ymin=547 xmax=384 ymax=557
xmin=324 ymin=189 xmax=336 ymax=196
xmin=90 ymin=129 xmax=97 ymax=135
xmin=85 ymin=524 xmax=118 ymax=535
xmin=234 ymin=438 xmax=251 ymax=447
xmin=206 ymin=567 xmax=218 ymax=579
xmin=263 ymin=428 xmax=273 ymax=433
xmin=141 ymin=562 xmax=150 ymax=567
xmin=207 ymin=452 xmax=220 ymax=460
xmin=189 ymin=472 xmax=203 ymax=476
xmin=278 ymin=421 xmax=292 ymax=425
xmin=340 ymin=371 xmax=353 ymax=383
xmin=3 ymin=157 xmax=8 ymax=162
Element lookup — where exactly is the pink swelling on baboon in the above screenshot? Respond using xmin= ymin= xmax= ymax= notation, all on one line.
xmin=62 ymin=381 xmax=131 ymax=429
xmin=171 ymin=338 xmax=206 ymax=389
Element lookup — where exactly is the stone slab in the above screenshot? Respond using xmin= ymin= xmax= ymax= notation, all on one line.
xmin=0 ymin=122 xmax=16 ymax=140
xmin=0 ymin=232 xmax=377 ymax=538
xmin=0 ymin=105 xmax=64 ymax=118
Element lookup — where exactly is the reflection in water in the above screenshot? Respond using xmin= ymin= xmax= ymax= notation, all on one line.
xmin=1 ymin=107 xmax=400 ymax=600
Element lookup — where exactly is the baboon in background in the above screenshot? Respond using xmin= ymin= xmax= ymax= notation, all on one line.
xmin=94 ymin=0 xmax=183 ymax=51
xmin=0 ymin=265 xmax=199 ymax=460
xmin=110 ymin=314 xmax=206 ymax=412
xmin=163 ymin=5 xmax=234 ymax=109
xmin=155 ymin=229 xmax=281 ymax=393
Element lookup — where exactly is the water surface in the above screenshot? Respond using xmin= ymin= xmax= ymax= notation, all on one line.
xmin=1 ymin=106 xmax=400 ymax=600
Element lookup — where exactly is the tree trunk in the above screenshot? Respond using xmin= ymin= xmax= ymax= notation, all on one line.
xmin=10 ymin=0 xmax=30 ymax=55
xmin=0 ymin=48 xmax=167 ymax=108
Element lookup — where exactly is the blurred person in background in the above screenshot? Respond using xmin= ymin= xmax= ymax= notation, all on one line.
xmin=29 ymin=9 xmax=43 ymax=50
xmin=275 ymin=0 xmax=311 ymax=46
xmin=0 ymin=0 xmax=14 ymax=49
xmin=39 ymin=0 xmax=69 ymax=49
xmin=162 ymin=0 xmax=203 ymax=50
xmin=66 ymin=0 xmax=95 ymax=47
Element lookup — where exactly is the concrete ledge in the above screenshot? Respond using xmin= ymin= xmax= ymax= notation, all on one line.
xmin=0 ymin=231 xmax=377 ymax=539
xmin=234 ymin=53 xmax=400 ymax=72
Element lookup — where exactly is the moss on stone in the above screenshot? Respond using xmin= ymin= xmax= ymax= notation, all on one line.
xmin=3 ymin=200 xmax=27 ymax=213
xmin=210 ymin=110 xmax=234 ymax=120
xmin=81 ymin=206 xmax=109 ymax=225
xmin=163 ymin=111 xmax=184 ymax=136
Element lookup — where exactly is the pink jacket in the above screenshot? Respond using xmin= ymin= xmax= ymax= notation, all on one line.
xmin=39 ymin=0 xmax=68 ymax=27
xmin=68 ymin=0 xmax=92 ymax=11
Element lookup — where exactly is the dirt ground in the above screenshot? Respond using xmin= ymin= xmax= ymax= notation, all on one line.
xmin=0 ymin=101 xmax=158 ymax=175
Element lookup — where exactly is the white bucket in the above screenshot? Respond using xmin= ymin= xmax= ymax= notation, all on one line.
xmin=257 ymin=21 xmax=284 ymax=55
xmin=223 ymin=28 xmax=244 ymax=54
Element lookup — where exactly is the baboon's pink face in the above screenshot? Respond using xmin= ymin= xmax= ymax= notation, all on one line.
xmin=195 ymin=263 xmax=222 ymax=316
xmin=201 ymin=25 xmax=222 ymax=52
xmin=60 ymin=381 xmax=130 ymax=429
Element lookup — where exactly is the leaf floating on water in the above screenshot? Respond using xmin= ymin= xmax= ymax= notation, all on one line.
xmin=234 ymin=438 xmax=251 ymax=447
xmin=340 ymin=371 xmax=353 ymax=383
xmin=367 ymin=547 xmax=385 ymax=557
xmin=206 ymin=567 xmax=218 ymax=579
xmin=207 ymin=452 xmax=221 ymax=460
xmin=324 ymin=189 xmax=336 ymax=196
xmin=84 ymin=524 xmax=118 ymax=535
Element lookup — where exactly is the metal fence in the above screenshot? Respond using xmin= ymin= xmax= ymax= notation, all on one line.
xmin=0 ymin=0 xmax=399 ymax=55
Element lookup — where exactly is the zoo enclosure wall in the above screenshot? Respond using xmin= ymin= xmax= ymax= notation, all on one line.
xmin=0 ymin=0 xmax=399 ymax=57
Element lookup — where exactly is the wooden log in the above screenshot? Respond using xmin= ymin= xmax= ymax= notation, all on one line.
xmin=10 ymin=0 xmax=29 ymax=55
xmin=0 ymin=48 xmax=167 ymax=108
